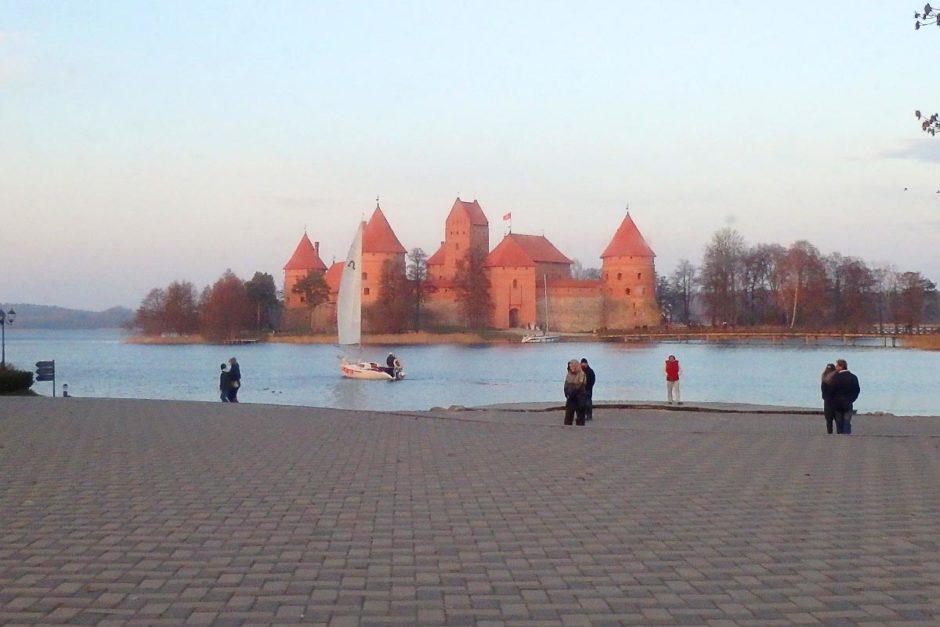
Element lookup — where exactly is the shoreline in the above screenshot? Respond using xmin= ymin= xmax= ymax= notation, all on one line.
xmin=122 ymin=330 xmax=939 ymax=348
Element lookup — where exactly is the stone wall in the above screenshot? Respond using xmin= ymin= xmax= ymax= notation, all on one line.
xmin=546 ymin=286 xmax=604 ymax=332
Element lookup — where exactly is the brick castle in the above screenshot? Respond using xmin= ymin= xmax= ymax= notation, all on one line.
xmin=283 ymin=198 xmax=660 ymax=331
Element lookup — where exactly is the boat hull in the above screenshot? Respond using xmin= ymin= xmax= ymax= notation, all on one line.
xmin=340 ymin=360 xmax=405 ymax=381
xmin=521 ymin=334 xmax=560 ymax=343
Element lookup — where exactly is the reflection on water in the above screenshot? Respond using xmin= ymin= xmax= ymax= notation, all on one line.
xmin=4 ymin=329 xmax=939 ymax=416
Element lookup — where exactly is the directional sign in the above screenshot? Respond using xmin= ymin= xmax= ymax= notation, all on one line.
xmin=36 ymin=360 xmax=55 ymax=381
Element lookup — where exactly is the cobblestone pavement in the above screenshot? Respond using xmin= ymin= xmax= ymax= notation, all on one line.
xmin=2 ymin=397 xmax=939 ymax=625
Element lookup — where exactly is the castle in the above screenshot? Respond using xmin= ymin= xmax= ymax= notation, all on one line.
xmin=282 ymin=198 xmax=660 ymax=331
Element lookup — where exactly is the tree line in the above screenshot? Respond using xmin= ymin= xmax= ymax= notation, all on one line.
xmin=133 ymin=271 xmax=279 ymax=341
xmin=656 ymin=228 xmax=939 ymax=332
xmin=132 ymin=248 xmax=494 ymax=339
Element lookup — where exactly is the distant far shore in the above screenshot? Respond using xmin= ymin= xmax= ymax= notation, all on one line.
xmin=124 ymin=330 xmax=521 ymax=346
xmin=123 ymin=330 xmax=940 ymax=350
xmin=123 ymin=330 xmax=940 ymax=348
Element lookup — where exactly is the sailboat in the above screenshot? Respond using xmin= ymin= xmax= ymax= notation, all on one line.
xmin=336 ymin=221 xmax=405 ymax=380
xmin=521 ymin=274 xmax=561 ymax=343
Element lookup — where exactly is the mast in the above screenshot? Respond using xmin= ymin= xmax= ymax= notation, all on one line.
xmin=543 ymin=274 xmax=550 ymax=334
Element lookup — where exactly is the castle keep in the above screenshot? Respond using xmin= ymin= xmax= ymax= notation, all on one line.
xmin=283 ymin=198 xmax=660 ymax=331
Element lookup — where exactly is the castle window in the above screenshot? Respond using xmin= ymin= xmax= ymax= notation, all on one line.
xmin=362 ymin=272 xmax=368 ymax=280
xmin=625 ymin=288 xmax=631 ymax=295
xmin=604 ymin=273 xmax=609 ymax=280
xmin=363 ymin=287 xmax=370 ymax=296
xmin=617 ymin=272 xmax=622 ymax=281
xmin=300 ymin=296 xmax=305 ymax=303
xmin=512 ymin=279 xmax=518 ymax=288
xmin=456 ymin=243 xmax=460 ymax=250
xmin=637 ymin=272 xmax=642 ymax=280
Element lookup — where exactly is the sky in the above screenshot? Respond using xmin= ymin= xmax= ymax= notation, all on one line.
xmin=1 ymin=1 xmax=939 ymax=311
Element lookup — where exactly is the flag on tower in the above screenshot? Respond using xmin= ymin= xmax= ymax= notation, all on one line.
xmin=502 ymin=212 xmax=511 ymax=221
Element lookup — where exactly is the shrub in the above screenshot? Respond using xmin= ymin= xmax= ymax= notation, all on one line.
xmin=0 ymin=368 xmax=34 ymax=394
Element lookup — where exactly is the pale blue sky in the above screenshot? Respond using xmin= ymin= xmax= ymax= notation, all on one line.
xmin=1 ymin=1 xmax=938 ymax=309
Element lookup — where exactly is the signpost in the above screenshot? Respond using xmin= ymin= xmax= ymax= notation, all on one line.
xmin=36 ymin=360 xmax=56 ymax=396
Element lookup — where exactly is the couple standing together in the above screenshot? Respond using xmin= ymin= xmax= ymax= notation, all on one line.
xmin=821 ymin=359 xmax=860 ymax=434
xmin=563 ymin=358 xmax=595 ymax=425
xmin=219 ymin=357 xmax=242 ymax=402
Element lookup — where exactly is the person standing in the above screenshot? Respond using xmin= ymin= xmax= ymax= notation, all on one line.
xmin=219 ymin=363 xmax=231 ymax=402
xmin=830 ymin=359 xmax=860 ymax=434
xmin=664 ymin=355 xmax=681 ymax=404
xmin=563 ymin=359 xmax=587 ymax=426
xmin=227 ymin=357 xmax=241 ymax=402
xmin=580 ymin=358 xmax=596 ymax=421
xmin=820 ymin=363 xmax=837 ymax=434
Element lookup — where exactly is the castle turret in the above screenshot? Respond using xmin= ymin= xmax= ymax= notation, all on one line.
xmin=361 ymin=202 xmax=407 ymax=304
xmin=600 ymin=212 xmax=659 ymax=328
xmin=283 ymin=232 xmax=327 ymax=309
xmin=426 ymin=197 xmax=489 ymax=282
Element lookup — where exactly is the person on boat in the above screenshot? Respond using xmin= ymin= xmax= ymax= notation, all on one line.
xmin=219 ymin=363 xmax=231 ymax=402
xmin=820 ymin=363 xmax=837 ymax=434
xmin=580 ymin=358 xmax=596 ymax=421
xmin=385 ymin=353 xmax=403 ymax=378
xmin=227 ymin=357 xmax=241 ymax=402
xmin=563 ymin=359 xmax=587 ymax=426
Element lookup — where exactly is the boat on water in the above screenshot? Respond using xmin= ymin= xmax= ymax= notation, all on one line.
xmin=521 ymin=274 xmax=561 ymax=343
xmin=336 ymin=220 xmax=405 ymax=381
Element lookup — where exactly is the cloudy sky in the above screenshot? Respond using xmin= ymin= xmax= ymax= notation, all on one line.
xmin=2 ymin=1 xmax=938 ymax=310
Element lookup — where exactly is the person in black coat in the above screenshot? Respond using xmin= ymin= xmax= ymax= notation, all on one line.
xmin=830 ymin=358 xmax=860 ymax=434
xmin=580 ymin=358 xmax=596 ymax=421
xmin=219 ymin=363 xmax=231 ymax=402
xmin=227 ymin=357 xmax=241 ymax=402
xmin=820 ymin=363 xmax=836 ymax=433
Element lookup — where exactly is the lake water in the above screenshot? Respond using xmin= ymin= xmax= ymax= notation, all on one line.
xmin=3 ymin=329 xmax=938 ymax=416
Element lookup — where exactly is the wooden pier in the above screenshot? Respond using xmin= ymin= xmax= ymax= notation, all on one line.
xmin=610 ymin=332 xmax=901 ymax=347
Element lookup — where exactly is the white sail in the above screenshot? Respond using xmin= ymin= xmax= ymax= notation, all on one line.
xmin=336 ymin=221 xmax=364 ymax=346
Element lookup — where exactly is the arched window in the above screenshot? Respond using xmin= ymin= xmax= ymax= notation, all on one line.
xmin=617 ymin=272 xmax=622 ymax=280
xmin=512 ymin=279 xmax=518 ymax=288
xmin=363 ymin=287 xmax=370 ymax=296
xmin=625 ymin=288 xmax=631 ymax=295
xmin=637 ymin=272 xmax=642 ymax=280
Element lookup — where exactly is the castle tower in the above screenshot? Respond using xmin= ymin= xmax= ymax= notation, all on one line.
xmin=485 ymin=233 xmax=572 ymax=329
xmin=426 ymin=197 xmax=489 ymax=281
xmin=600 ymin=211 xmax=659 ymax=328
xmin=361 ymin=202 xmax=407 ymax=305
xmin=282 ymin=232 xmax=327 ymax=309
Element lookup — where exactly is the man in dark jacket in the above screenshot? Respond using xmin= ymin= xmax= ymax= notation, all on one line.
xmin=580 ymin=358 xmax=596 ymax=421
xmin=227 ymin=357 xmax=241 ymax=403
xmin=830 ymin=358 xmax=860 ymax=434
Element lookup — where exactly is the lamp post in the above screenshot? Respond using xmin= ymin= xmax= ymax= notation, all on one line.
xmin=0 ymin=307 xmax=15 ymax=369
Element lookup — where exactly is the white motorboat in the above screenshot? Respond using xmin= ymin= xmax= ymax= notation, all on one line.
xmin=521 ymin=274 xmax=561 ymax=343
xmin=336 ymin=220 xmax=405 ymax=380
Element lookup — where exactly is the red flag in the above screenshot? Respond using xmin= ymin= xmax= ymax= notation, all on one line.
xmin=502 ymin=212 xmax=511 ymax=221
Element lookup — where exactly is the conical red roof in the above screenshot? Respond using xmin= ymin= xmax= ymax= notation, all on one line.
xmin=447 ymin=197 xmax=489 ymax=226
xmin=601 ymin=213 xmax=655 ymax=258
xmin=324 ymin=261 xmax=344 ymax=293
xmin=363 ymin=207 xmax=407 ymax=254
xmin=283 ymin=232 xmax=327 ymax=271
xmin=485 ymin=233 xmax=571 ymax=267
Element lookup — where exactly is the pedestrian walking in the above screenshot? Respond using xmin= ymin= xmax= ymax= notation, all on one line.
xmin=820 ymin=363 xmax=836 ymax=433
xmin=664 ymin=354 xmax=681 ymax=404
xmin=580 ymin=358 xmax=595 ymax=421
xmin=219 ymin=363 xmax=231 ymax=402
xmin=830 ymin=359 xmax=860 ymax=434
xmin=227 ymin=357 xmax=241 ymax=402
xmin=563 ymin=359 xmax=587 ymax=426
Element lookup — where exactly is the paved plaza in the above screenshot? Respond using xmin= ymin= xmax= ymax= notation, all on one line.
xmin=1 ymin=396 xmax=939 ymax=625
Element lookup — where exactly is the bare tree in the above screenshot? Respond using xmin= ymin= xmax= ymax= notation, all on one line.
xmin=700 ymin=228 xmax=746 ymax=326
xmin=914 ymin=5 xmax=940 ymax=134
xmin=453 ymin=249 xmax=493 ymax=328
xmin=406 ymin=248 xmax=430 ymax=330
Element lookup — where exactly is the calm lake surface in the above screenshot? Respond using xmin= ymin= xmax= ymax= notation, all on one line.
xmin=3 ymin=329 xmax=938 ymax=416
